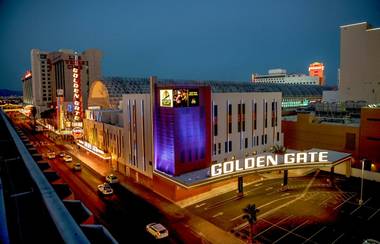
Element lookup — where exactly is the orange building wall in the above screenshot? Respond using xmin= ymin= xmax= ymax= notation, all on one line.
xmin=282 ymin=113 xmax=359 ymax=160
xmin=309 ymin=62 xmax=325 ymax=85
xmin=359 ymin=108 xmax=380 ymax=164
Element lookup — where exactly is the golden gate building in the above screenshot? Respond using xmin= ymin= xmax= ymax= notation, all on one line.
xmin=83 ymin=76 xmax=292 ymax=201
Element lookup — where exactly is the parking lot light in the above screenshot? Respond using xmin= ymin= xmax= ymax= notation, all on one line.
xmin=359 ymin=159 xmax=367 ymax=206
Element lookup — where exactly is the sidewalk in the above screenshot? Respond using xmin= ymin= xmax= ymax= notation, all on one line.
xmin=65 ymin=145 xmax=244 ymax=244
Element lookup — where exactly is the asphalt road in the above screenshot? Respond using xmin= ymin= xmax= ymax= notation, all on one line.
xmin=9 ymin=112 xmax=185 ymax=243
xmin=187 ymin=170 xmax=380 ymax=243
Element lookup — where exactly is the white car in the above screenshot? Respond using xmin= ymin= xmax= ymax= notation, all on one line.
xmin=47 ymin=151 xmax=56 ymax=159
xmin=73 ymin=162 xmax=81 ymax=171
xmin=63 ymin=155 xmax=72 ymax=162
xmin=146 ymin=223 xmax=169 ymax=239
xmin=105 ymin=174 xmax=119 ymax=184
xmin=97 ymin=183 xmax=113 ymax=195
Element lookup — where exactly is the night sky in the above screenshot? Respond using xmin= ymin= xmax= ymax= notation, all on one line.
xmin=1 ymin=0 xmax=379 ymax=90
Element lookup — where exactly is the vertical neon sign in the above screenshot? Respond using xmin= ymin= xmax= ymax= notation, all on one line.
xmin=72 ymin=53 xmax=83 ymax=139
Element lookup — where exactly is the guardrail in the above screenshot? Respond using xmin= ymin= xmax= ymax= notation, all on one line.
xmin=0 ymin=110 xmax=90 ymax=244
xmin=0 ymin=178 xmax=10 ymax=244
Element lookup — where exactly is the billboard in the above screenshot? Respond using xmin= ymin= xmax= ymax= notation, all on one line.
xmin=160 ymin=88 xmax=199 ymax=108
xmin=160 ymin=89 xmax=173 ymax=107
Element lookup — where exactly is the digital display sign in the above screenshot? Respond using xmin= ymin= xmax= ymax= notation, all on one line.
xmin=160 ymin=88 xmax=199 ymax=108
xmin=160 ymin=89 xmax=173 ymax=107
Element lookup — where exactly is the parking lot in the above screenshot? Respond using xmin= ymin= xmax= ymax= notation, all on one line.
xmin=188 ymin=171 xmax=380 ymax=243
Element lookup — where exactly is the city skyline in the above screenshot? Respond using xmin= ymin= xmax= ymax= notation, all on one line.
xmin=1 ymin=0 xmax=380 ymax=90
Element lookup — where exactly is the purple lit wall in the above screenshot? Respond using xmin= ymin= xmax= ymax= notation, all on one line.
xmin=154 ymin=85 xmax=211 ymax=176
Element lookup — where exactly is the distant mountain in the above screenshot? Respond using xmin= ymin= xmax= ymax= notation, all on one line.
xmin=0 ymin=89 xmax=22 ymax=97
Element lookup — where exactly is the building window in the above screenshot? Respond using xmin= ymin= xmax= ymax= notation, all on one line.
xmin=218 ymin=143 xmax=221 ymax=154
xmin=228 ymin=103 xmax=232 ymax=134
xmin=213 ymin=144 xmax=217 ymax=155
xmin=265 ymin=101 xmax=268 ymax=128
xmin=188 ymin=149 xmax=192 ymax=161
xmin=253 ymin=102 xmax=257 ymax=130
xmin=238 ymin=104 xmax=241 ymax=132
xmin=245 ymin=138 xmax=248 ymax=148
xmin=265 ymin=134 xmax=267 ymax=144
xmin=180 ymin=151 xmax=185 ymax=162
xmin=229 ymin=141 xmax=232 ymax=152
xmin=261 ymin=135 xmax=264 ymax=145
xmin=277 ymin=132 xmax=280 ymax=141
xmin=225 ymin=141 xmax=228 ymax=153
xmin=242 ymin=103 xmax=245 ymax=132
xmin=213 ymin=104 xmax=218 ymax=136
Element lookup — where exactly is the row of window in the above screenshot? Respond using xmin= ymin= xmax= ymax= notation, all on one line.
xmin=213 ymin=101 xmax=278 ymax=136
xmin=212 ymin=132 xmax=280 ymax=155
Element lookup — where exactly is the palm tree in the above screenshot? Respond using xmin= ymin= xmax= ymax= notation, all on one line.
xmin=270 ymin=145 xmax=288 ymax=190
xmin=242 ymin=203 xmax=260 ymax=244
xmin=270 ymin=144 xmax=287 ymax=154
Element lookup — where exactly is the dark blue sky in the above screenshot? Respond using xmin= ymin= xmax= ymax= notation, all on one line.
xmin=1 ymin=0 xmax=380 ymax=90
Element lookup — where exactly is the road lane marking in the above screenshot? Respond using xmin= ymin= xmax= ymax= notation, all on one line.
xmin=204 ymin=195 xmax=241 ymax=211
xmin=195 ymin=203 xmax=206 ymax=208
xmin=234 ymin=170 xmax=320 ymax=231
xmin=254 ymin=215 xmax=293 ymax=238
xmin=259 ymin=218 xmax=308 ymax=241
xmin=319 ymin=196 xmax=332 ymax=206
xmin=281 ymin=192 xmax=290 ymax=197
xmin=229 ymin=195 xmax=297 ymax=222
xmin=254 ymin=183 xmax=263 ymax=187
xmin=265 ymin=186 xmax=273 ymax=191
xmin=273 ymin=220 xmax=309 ymax=244
xmin=368 ymin=208 xmax=380 ymax=220
xmin=333 ymin=193 xmax=357 ymax=210
xmin=212 ymin=212 xmax=224 ymax=218
xmin=302 ymin=226 xmax=327 ymax=244
xmin=331 ymin=233 xmax=345 ymax=244
xmin=350 ymin=197 xmax=372 ymax=215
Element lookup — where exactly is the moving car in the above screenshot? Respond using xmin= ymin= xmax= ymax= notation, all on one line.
xmin=105 ymin=174 xmax=119 ymax=184
xmin=146 ymin=223 xmax=169 ymax=239
xmin=47 ymin=151 xmax=56 ymax=159
xmin=73 ymin=162 xmax=81 ymax=171
xmin=97 ymin=183 xmax=113 ymax=195
xmin=63 ymin=155 xmax=72 ymax=162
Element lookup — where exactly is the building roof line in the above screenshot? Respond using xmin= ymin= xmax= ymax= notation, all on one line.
xmin=366 ymin=27 xmax=380 ymax=32
xmin=340 ymin=22 xmax=367 ymax=28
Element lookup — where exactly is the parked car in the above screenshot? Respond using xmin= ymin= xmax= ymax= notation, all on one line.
xmin=97 ymin=183 xmax=113 ymax=195
xmin=146 ymin=223 xmax=169 ymax=239
xmin=105 ymin=174 xmax=119 ymax=184
xmin=47 ymin=151 xmax=56 ymax=159
xmin=73 ymin=162 xmax=81 ymax=171
xmin=59 ymin=151 xmax=66 ymax=157
xmin=63 ymin=155 xmax=72 ymax=162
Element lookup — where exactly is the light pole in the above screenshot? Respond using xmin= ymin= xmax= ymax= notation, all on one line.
xmin=359 ymin=158 xmax=367 ymax=205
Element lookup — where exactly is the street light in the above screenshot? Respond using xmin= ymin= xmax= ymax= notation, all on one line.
xmin=359 ymin=158 xmax=368 ymax=205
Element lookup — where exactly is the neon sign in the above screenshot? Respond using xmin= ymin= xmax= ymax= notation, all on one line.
xmin=72 ymin=53 xmax=83 ymax=139
xmin=210 ymin=151 xmax=329 ymax=177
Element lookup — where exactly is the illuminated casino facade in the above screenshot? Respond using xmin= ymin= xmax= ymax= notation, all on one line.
xmin=83 ymin=77 xmax=349 ymax=201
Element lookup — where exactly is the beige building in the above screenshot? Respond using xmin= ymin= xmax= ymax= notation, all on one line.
xmin=30 ymin=48 xmax=102 ymax=116
xmin=339 ymin=22 xmax=380 ymax=103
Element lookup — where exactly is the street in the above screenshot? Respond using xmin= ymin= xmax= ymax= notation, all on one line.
xmin=9 ymin=111 xmax=195 ymax=244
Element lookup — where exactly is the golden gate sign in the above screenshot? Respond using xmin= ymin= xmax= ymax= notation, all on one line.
xmin=210 ymin=151 xmax=329 ymax=177
xmin=72 ymin=54 xmax=83 ymax=139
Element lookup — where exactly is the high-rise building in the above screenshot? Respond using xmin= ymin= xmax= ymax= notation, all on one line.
xmin=30 ymin=48 xmax=102 ymax=117
xmin=21 ymin=70 xmax=33 ymax=105
xmin=339 ymin=22 xmax=380 ymax=103
xmin=308 ymin=62 xmax=325 ymax=85
xmin=252 ymin=69 xmax=320 ymax=85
